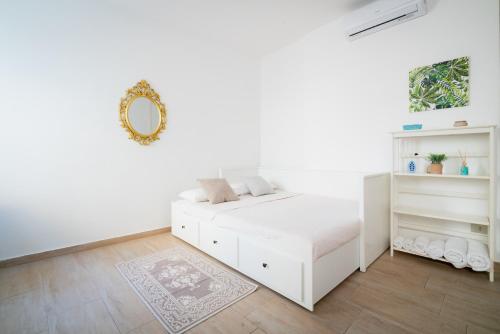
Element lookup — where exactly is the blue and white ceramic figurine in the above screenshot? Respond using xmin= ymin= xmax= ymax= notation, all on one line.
xmin=407 ymin=153 xmax=419 ymax=173
xmin=408 ymin=161 xmax=416 ymax=173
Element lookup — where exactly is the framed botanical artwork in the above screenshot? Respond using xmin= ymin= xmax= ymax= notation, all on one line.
xmin=409 ymin=56 xmax=469 ymax=112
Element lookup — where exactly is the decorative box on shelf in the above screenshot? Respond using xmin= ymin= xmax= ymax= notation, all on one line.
xmin=402 ymin=123 xmax=423 ymax=131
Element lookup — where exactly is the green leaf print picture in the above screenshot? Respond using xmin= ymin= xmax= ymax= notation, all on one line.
xmin=409 ymin=56 xmax=469 ymax=112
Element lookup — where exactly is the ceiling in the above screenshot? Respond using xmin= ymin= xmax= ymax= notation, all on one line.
xmin=106 ymin=0 xmax=372 ymax=57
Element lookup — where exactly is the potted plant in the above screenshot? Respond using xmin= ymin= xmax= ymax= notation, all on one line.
xmin=426 ymin=153 xmax=447 ymax=174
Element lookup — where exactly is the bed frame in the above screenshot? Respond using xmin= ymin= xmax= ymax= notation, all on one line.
xmin=171 ymin=167 xmax=390 ymax=311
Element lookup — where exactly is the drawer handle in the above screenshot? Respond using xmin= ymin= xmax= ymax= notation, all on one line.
xmin=262 ymin=263 xmax=268 ymax=269
xmin=181 ymin=225 xmax=186 ymax=229
xmin=213 ymin=240 xmax=218 ymax=244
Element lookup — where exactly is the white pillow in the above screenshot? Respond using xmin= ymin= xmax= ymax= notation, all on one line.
xmin=244 ymin=176 xmax=275 ymax=197
xmin=179 ymin=183 xmax=250 ymax=202
xmin=178 ymin=188 xmax=208 ymax=202
xmin=230 ymin=182 xmax=250 ymax=196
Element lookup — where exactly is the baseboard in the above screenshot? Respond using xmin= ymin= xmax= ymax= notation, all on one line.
xmin=0 ymin=226 xmax=171 ymax=268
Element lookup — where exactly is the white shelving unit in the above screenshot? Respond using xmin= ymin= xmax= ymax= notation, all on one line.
xmin=390 ymin=125 xmax=496 ymax=281
xmin=393 ymin=172 xmax=490 ymax=180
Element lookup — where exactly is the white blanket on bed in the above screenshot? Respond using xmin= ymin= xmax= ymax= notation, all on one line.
xmin=177 ymin=192 xmax=360 ymax=261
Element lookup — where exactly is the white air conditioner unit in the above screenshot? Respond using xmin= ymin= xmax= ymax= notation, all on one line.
xmin=343 ymin=0 xmax=427 ymax=40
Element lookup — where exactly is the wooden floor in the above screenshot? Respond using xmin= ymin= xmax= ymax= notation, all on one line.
xmin=1 ymin=233 xmax=499 ymax=334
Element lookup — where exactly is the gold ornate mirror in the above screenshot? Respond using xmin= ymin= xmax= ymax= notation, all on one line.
xmin=119 ymin=80 xmax=167 ymax=145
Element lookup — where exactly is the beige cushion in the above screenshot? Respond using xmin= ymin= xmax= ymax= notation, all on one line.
xmin=198 ymin=178 xmax=240 ymax=204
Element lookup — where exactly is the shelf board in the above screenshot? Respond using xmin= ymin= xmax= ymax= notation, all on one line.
xmin=400 ymin=153 xmax=488 ymax=159
xmin=393 ymin=248 xmax=477 ymax=268
xmin=397 ymin=221 xmax=488 ymax=242
xmin=394 ymin=172 xmax=490 ymax=180
xmin=394 ymin=206 xmax=489 ymax=225
xmin=398 ymin=188 xmax=488 ymax=200
xmin=391 ymin=125 xmax=495 ymax=138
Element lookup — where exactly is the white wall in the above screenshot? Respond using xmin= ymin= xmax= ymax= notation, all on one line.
xmin=0 ymin=2 xmax=260 ymax=260
xmin=261 ymin=0 xmax=500 ymax=256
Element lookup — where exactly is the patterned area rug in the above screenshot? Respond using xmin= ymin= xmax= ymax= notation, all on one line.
xmin=116 ymin=247 xmax=257 ymax=334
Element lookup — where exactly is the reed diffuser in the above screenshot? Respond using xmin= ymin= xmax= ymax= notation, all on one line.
xmin=458 ymin=150 xmax=469 ymax=175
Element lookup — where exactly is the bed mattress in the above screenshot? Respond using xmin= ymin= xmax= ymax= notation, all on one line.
xmin=173 ymin=191 xmax=360 ymax=261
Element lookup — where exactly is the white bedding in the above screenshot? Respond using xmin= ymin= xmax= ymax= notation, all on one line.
xmin=175 ymin=191 xmax=360 ymax=261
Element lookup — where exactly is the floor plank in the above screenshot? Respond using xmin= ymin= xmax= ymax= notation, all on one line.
xmin=467 ymin=324 xmax=500 ymax=334
xmin=99 ymin=283 xmax=155 ymax=334
xmin=188 ymin=307 xmax=257 ymax=334
xmin=0 ymin=261 xmax=42 ymax=301
xmin=47 ymin=299 xmax=120 ymax=334
xmin=39 ymin=254 xmax=101 ymax=315
xmin=245 ymin=292 xmax=338 ymax=334
xmin=440 ymin=295 xmax=500 ymax=332
xmin=369 ymin=255 xmax=431 ymax=286
xmin=250 ymin=329 xmax=267 ymax=334
xmin=74 ymin=247 xmax=155 ymax=333
xmin=0 ymin=289 xmax=48 ymax=334
xmin=308 ymin=296 xmax=362 ymax=333
xmin=230 ymin=286 xmax=282 ymax=318
xmin=348 ymin=285 xmax=455 ymax=334
xmin=128 ymin=320 xmax=168 ymax=334
xmin=73 ymin=246 xmax=126 ymax=290
xmin=426 ymin=274 xmax=500 ymax=309
xmin=345 ymin=310 xmax=416 ymax=334
xmin=350 ymin=266 xmax=445 ymax=313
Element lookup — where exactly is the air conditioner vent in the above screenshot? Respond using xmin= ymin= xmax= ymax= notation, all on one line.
xmin=343 ymin=0 xmax=427 ymax=40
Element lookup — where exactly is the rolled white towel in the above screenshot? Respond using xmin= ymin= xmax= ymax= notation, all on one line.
xmin=467 ymin=240 xmax=490 ymax=272
xmin=403 ymin=238 xmax=414 ymax=251
xmin=444 ymin=237 xmax=468 ymax=267
xmin=426 ymin=239 xmax=445 ymax=259
xmin=393 ymin=236 xmax=405 ymax=249
xmin=451 ymin=258 xmax=468 ymax=269
xmin=413 ymin=236 xmax=430 ymax=255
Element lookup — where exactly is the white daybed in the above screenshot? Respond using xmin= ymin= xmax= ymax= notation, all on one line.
xmin=171 ymin=168 xmax=390 ymax=311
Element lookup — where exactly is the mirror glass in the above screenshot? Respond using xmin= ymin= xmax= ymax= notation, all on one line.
xmin=127 ymin=97 xmax=160 ymax=135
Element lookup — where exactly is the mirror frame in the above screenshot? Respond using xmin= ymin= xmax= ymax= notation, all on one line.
xmin=119 ymin=80 xmax=167 ymax=145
